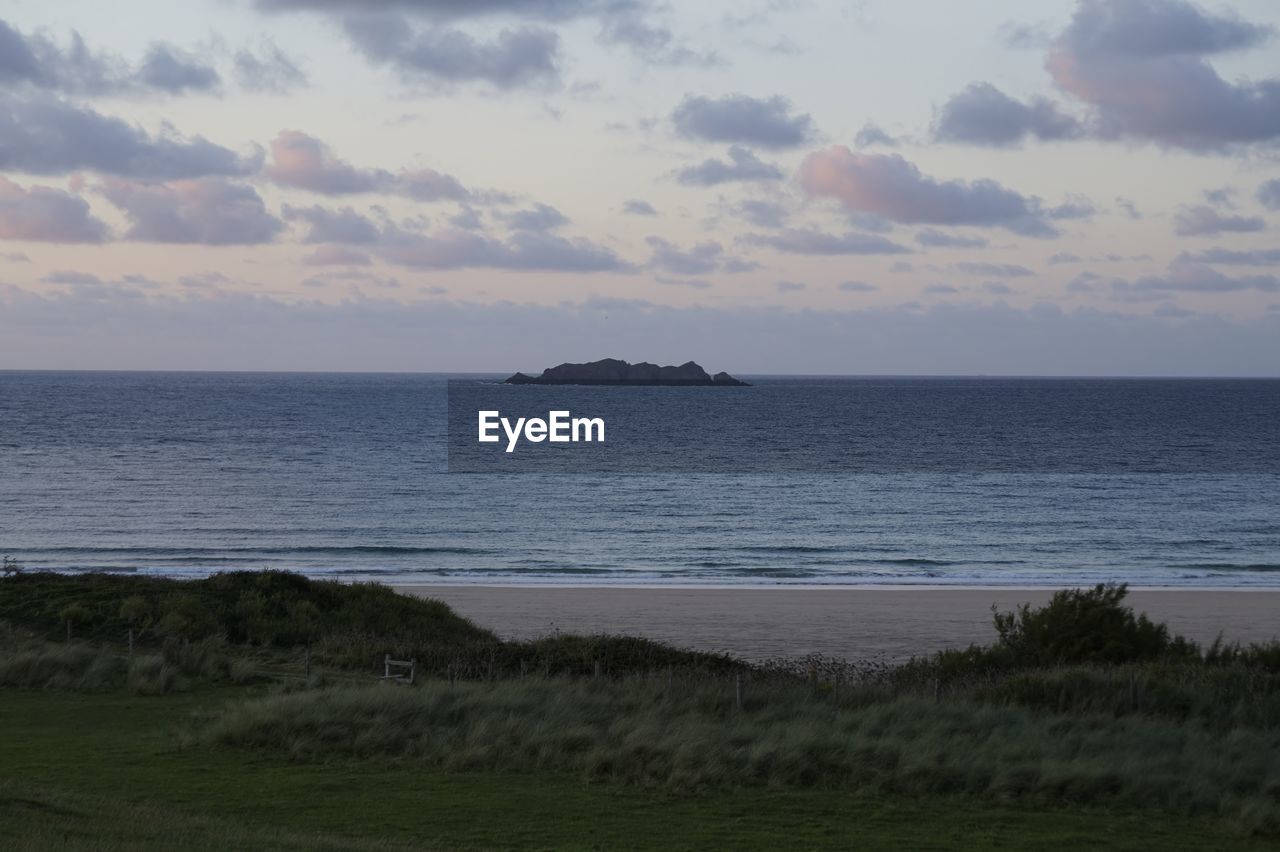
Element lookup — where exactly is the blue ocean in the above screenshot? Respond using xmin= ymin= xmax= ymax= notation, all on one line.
xmin=2 ymin=371 xmax=1278 ymax=587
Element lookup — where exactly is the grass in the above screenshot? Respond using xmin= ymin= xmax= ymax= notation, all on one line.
xmin=4 ymin=571 xmax=1280 ymax=847
xmin=1 ymin=687 xmax=1271 ymax=851
xmin=0 ymin=570 xmax=744 ymax=679
xmin=192 ymin=677 xmax=1280 ymax=832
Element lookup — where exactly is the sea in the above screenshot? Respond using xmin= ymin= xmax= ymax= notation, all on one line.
xmin=2 ymin=371 xmax=1279 ymax=588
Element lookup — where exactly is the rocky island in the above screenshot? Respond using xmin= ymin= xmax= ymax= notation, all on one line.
xmin=504 ymin=358 xmax=749 ymax=386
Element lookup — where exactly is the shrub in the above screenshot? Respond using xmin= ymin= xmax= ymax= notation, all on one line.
xmin=990 ymin=583 xmax=1198 ymax=666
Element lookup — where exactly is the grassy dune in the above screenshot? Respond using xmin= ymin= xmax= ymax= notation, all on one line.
xmin=3 ymin=570 xmax=1280 ymax=846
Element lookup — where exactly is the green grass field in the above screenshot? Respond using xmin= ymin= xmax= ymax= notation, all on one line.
xmin=2 ymin=687 xmax=1271 ymax=851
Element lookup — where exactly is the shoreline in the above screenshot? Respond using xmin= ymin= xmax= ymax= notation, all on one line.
xmin=387 ymin=581 xmax=1280 ymax=592
xmin=394 ymin=584 xmax=1280 ymax=662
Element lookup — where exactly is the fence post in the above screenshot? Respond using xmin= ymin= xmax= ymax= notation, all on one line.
xmin=304 ymin=646 xmax=311 ymax=678
xmin=384 ymin=653 xmax=391 ymax=679
xmin=409 ymin=659 xmax=417 ymax=685
xmin=127 ymin=628 xmax=134 ymax=659
xmin=933 ymin=678 xmax=940 ymax=704
xmin=735 ymin=674 xmax=743 ymax=711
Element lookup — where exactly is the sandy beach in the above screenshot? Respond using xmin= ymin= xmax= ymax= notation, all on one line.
xmin=394 ymin=585 xmax=1280 ymax=661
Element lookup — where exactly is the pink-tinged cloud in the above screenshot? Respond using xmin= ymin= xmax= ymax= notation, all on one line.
xmin=264 ymin=130 xmax=471 ymax=201
xmin=266 ymin=130 xmax=394 ymax=194
xmin=797 ymin=147 xmax=1057 ymax=237
xmin=100 ymin=177 xmax=284 ymax=244
xmin=1045 ymin=0 xmax=1280 ymax=151
xmin=0 ymin=176 xmax=107 ymax=243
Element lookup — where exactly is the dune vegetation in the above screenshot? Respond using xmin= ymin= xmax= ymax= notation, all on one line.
xmin=2 ymin=568 xmax=1280 ymax=845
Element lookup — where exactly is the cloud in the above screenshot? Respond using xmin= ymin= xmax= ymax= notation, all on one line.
xmin=1047 ymin=198 xmax=1096 ymax=220
xmin=838 ymin=280 xmax=878 ymax=292
xmin=854 ymin=123 xmax=898 ymax=148
xmin=1173 ymin=204 xmax=1265 ymax=236
xmin=915 ymin=228 xmax=988 ymax=248
xmin=798 ymin=147 xmax=1058 ymax=237
xmin=399 ymin=168 xmax=471 ymax=202
xmin=1258 ymin=179 xmax=1280 ymax=211
xmin=6 ymin=287 xmax=1280 ymax=375
xmin=100 ymin=177 xmax=284 ymax=244
xmin=1046 ymin=0 xmax=1280 ymax=151
xmin=1048 ymin=251 xmax=1082 ymax=264
xmin=301 ymin=245 xmax=373 ymax=266
xmin=924 ymin=284 xmax=960 ymax=294
xmin=283 ymin=204 xmax=383 ymax=244
xmin=1202 ymin=185 xmax=1236 ymax=207
xmin=0 ymin=19 xmax=220 ymax=97
xmin=0 ymin=177 xmax=107 ymax=242
xmin=775 ymin=280 xmax=806 ymax=292
xmin=1056 ymin=0 xmax=1269 ymax=58
xmin=984 ymin=282 xmax=1014 ymax=294
xmin=934 ymin=82 xmax=1082 ymax=146
xmin=265 ymin=130 xmax=470 ymax=200
xmin=672 ymin=93 xmax=815 ymax=149
xmin=379 ymin=226 xmax=630 ymax=272
xmin=999 ymin=21 xmax=1053 ymax=49
xmin=282 ymin=201 xmax=627 ymax=271
xmin=234 ymin=41 xmax=308 ymax=93
xmin=735 ymin=199 xmax=788 ymax=228
xmin=1179 ymin=247 xmax=1280 ymax=266
xmin=252 ymin=0 xmax=614 ymax=20
xmin=0 ymin=92 xmax=256 ymax=178
xmin=136 ymin=44 xmax=220 ymax=94
xmin=502 ymin=203 xmax=569 ymax=232
xmin=1118 ymin=259 xmax=1278 ymax=293
xmin=266 ymin=130 xmax=393 ymax=193
xmin=342 ymin=13 xmax=561 ymax=89
xmin=598 ymin=11 xmax=717 ymax=67
xmin=953 ymin=261 xmax=1034 ymax=277
xmin=622 ymin=199 xmax=657 ymax=215
xmin=653 ymin=276 xmax=711 ymax=289
xmin=743 ymin=227 xmax=909 ymax=255
xmin=255 ymin=0 xmax=701 ymax=73
xmin=675 ymin=146 xmax=783 ymax=186
xmin=646 ymin=236 xmax=724 ymax=275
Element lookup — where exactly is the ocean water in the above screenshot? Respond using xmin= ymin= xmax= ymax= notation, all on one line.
xmin=2 ymin=371 xmax=1279 ymax=587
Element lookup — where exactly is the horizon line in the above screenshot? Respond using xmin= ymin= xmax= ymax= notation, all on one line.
xmin=3 ymin=368 xmax=1280 ymax=380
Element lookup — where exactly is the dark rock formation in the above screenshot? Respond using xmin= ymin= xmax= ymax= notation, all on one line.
xmin=504 ymin=358 xmax=749 ymax=386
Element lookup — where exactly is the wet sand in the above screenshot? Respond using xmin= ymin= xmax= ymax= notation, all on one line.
xmin=394 ymin=585 xmax=1280 ymax=662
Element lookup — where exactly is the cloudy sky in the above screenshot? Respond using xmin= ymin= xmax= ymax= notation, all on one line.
xmin=2 ymin=0 xmax=1280 ymax=374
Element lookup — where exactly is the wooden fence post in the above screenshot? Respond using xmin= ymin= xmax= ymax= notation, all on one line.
xmin=384 ymin=653 xmax=391 ymax=679
xmin=735 ymin=674 xmax=743 ymax=711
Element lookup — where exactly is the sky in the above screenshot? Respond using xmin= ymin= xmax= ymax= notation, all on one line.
xmin=1 ymin=0 xmax=1280 ymax=374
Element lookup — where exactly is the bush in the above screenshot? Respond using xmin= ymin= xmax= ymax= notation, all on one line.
xmin=990 ymin=584 xmax=1198 ymax=666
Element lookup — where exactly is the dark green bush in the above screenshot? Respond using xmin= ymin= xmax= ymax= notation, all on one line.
xmin=991 ymin=584 xmax=1198 ymax=666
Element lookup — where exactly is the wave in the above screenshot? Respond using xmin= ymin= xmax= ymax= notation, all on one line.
xmin=1180 ymin=563 xmax=1280 ymax=573
xmin=24 ymin=545 xmax=494 ymax=557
